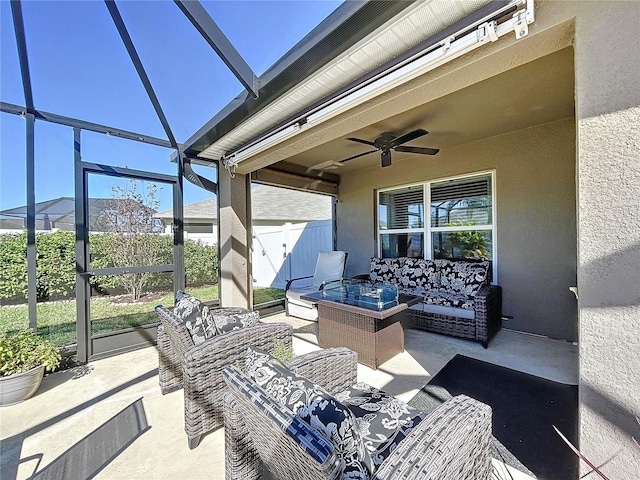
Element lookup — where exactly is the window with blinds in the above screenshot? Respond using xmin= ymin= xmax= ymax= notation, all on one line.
xmin=431 ymin=176 xmax=492 ymax=228
xmin=378 ymin=185 xmax=424 ymax=230
xmin=377 ymin=172 xmax=495 ymax=275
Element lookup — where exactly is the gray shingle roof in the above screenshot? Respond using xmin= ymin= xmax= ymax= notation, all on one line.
xmin=155 ymin=184 xmax=332 ymax=222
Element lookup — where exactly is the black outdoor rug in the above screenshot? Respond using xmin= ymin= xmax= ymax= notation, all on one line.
xmin=408 ymin=355 xmax=578 ymax=480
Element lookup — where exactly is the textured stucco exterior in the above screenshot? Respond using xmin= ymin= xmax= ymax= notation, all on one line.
xmin=337 ymin=117 xmax=578 ymax=341
xmin=570 ymin=1 xmax=640 ymax=477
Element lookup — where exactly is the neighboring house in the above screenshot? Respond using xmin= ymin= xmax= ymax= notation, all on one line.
xmin=0 ymin=197 xmax=115 ymax=232
xmin=178 ymin=1 xmax=640 ymax=477
xmin=154 ymin=183 xmax=334 ymax=288
xmin=0 ymin=197 xmax=157 ymax=233
xmin=154 ymin=183 xmax=333 ymax=244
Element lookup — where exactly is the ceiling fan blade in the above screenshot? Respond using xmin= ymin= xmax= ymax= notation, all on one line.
xmin=346 ymin=137 xmax=375 ymax=146
xmin=394 ymin=145 xmax=439 ymax=155
xmin=339 ymin=150 xmax=378 ymax=163
xmin=389 ymin=129 xmax=428 ymax=148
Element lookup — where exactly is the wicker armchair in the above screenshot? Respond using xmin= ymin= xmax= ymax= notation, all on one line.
xmin=155 ymin=305 xmax=292 ymax=449
xmin=223 ymin=348 xmax=493 ymax=480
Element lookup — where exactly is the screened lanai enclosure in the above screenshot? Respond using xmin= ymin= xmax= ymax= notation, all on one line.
xmin=0 ymin=0 xmax=337 ymax=361
xmin=2 ymin=1 xmax=639 ymax=476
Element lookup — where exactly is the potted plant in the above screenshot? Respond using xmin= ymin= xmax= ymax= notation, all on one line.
xmin=0 ymin=330 xmax=62 ymax=406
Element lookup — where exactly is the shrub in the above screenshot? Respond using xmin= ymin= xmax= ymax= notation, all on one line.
xmin=0 ymin=233 xmax=28 ymax=302
xmin=0 ymin=231 xmax=219 ymax=303
xmin=35 ymin=231 xmax=76 ymax=300
xmin=0 ymin=330 xmax=62 ymax=376
xmin=185 ymin=239 xmax=219 ymax=286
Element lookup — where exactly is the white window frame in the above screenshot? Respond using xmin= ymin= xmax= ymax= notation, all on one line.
xmin=376 ymin=170 xmax=497 ymax=284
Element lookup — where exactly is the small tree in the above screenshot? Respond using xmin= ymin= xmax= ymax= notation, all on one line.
xmin=97 ymin=180 xmax=163 ymax=301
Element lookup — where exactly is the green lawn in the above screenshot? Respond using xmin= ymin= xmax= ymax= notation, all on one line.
xmin=0 ymin=285 xmax=284 ymax=347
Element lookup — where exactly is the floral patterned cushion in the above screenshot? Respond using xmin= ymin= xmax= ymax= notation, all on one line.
xmin=222 ymin=366 xmax=335 ymax=467
xmin=398 ymin=258 xmax=440 ymax=294
xmin=174 ymin=290 xmax=216 ymax=345
xmin=437 ymin=260 xmax=489 ymax=296
xmin=369 ymin=257 xmax=405 ymax=284
xmin=297 ymin=393 xmax=373 ymax=479
xmin=211 ymin=308 xmax=260 ymax=335
xmin=336 ymin=382 xmax=426 ymax=469
xmin=463 ymin=261 xmax=490 ymax=295
xmin=245 ymin=348 xmax=373 ymax=477
xmin=423 ymin=290 xmax=476 ymax=309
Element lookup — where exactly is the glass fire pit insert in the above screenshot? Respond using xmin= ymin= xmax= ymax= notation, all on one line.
xmin=313 ymin=282 xmax=400 ymax=312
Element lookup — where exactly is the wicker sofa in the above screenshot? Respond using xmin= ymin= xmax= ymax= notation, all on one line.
xmin=222 ymin=347 xmax=493 ymax=480
xmin=155 ymin=305 xmax=292 ymax=449
xmin=363 ymin=257 xmax=502 ymax=348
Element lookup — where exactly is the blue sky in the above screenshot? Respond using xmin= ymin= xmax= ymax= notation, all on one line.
xmin=0 ymin=0 xmax=342 ymax=211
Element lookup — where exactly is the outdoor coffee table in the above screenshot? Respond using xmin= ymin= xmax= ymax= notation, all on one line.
xmin=302 ymin=284 xmax=421 ymax=369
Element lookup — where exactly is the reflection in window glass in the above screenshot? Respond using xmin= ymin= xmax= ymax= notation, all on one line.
xmin=379 ymin=185 xmax=424 ymax=230
xmin=381 ymin=233 xmax=424 ymax=259
xmin=432 ymin=231 xmax=493 ymax=261
xmin=430 ymin=175 xmax=492 ymax=228
xmin=377 ymin=173 xmax=495 ymax=280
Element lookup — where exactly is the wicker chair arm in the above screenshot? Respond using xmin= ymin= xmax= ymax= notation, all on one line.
xmin=285 ymin=348 xmax=358 ymax=395
xmin=474 ymin=283 xmax=501 ymax=305
xmin=473 ymin=284 xmax=502 ymax=347
xmin=373 ymin=395 xmax=493 ymax=480
xmin=157 ymin=323 xmax=183 ymax=393
xmin=182 ymin=322 xmax=293 ymax=371
xmin=224 ymin=392 xmax=263 ymax=480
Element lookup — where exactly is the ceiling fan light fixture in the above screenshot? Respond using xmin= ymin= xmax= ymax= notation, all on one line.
xmin=381 ymin=150 xmax=392 ymax=167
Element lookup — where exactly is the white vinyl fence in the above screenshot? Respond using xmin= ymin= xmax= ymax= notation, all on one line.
xmin=252 ymin=220 xmax=333 ymax=289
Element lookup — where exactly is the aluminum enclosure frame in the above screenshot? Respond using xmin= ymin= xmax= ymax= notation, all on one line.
xmin=74 ymin=155 xmax=181 ymax=362
xmin=3 ymin=0 xmax=262 ymax=360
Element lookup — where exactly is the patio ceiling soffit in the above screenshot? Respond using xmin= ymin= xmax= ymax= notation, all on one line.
xmin=193 ymin=0 xmax=501 ymax=163
xmin=181 ymin=0 xmax=416 ymax=159
xmin=212 ymin=0 xmax=535 ymax=176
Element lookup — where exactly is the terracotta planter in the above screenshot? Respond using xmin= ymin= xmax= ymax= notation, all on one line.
xmin=0 ymin=365 xmax=45 ymax=406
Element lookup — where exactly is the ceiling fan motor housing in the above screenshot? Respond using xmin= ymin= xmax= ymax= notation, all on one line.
xmin=374 ymin=132 xmax=396 ymax=150
xmin=341 ymin=128 xmax=437 ymax=167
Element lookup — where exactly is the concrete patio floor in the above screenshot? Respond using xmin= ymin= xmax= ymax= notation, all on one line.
xmin=0 ymin=312 xmax=578 ymax=480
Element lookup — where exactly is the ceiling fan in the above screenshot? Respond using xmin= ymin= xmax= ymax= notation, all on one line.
xmin=339 ymin=128 xmax=439 ymax=167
